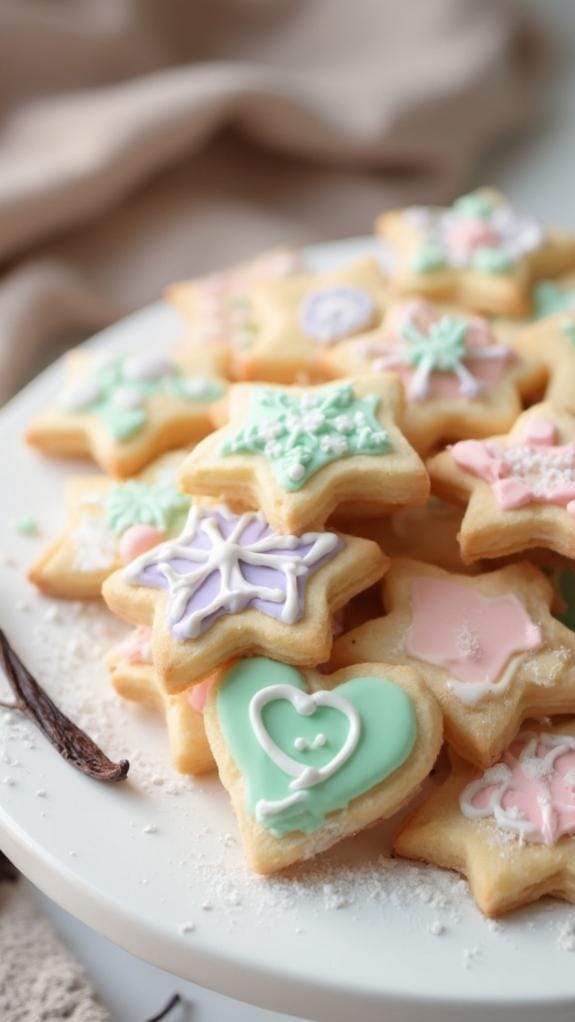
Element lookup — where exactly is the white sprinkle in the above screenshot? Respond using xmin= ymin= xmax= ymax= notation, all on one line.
xmin=201 ymin=900 xmax=213 ymax=911
xmin=44 ymin=606 xmax=61 ymax=623
xmin=35 ymin=789 xmax=47 ymax=798
xmin=143 ymin=824 xmax=157 ymax=835
xmin=179 ymin=921 xmax=196 ymax=934
xmin=223 ymin=833 xmax=237 ymax=848
xmin=151 ymin=775 xmax=165 ymax=786
xmin=69 ymin=850 xmax=78 ymax=858
xmin=429 ymin=920 xmax=445 ymax=936
xmin=2 ymin=776 xmax=15 ymax=786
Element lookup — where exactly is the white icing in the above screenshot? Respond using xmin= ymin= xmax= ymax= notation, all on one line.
xmin=445 ymin=653 xmax=525 ymax=706
xmin=70 ymin=515 xmax=118 ymax=571
xmin=249 ymin=684 xmax=360 ymax=820
xmin=180 ymin=378 xmax=215 ymax=399
xmin=59 ymin=376 xmax=103 ymax=411
xmin=460 ymin=731 xmax=575 ymax=843
xmin=111 ymin=386 xmax=146 ymax=411
xmin=123 ymin=505 xmax=340 ymax=639
xmin=123 ymin=352 xmax=174 ymax=382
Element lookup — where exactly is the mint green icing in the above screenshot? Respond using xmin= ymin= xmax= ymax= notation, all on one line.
xmin=533 ymin=281 xmax=575 ymax=320
xmin=59 ymin=356 xmax=222 ymax=443
xmin=105 ymin=481 xmax=190 ymax=535
xmin=453 ymin=191 xmax=494 ymax=220
xmin=216 ymin=657 xmax=417 ymax=838
xmin=411 ymin=242 xmax=447 ymax=274
xmin=563 ymin=321 xmax=575 ymax=345
xmin=403 ymin=315 xmax=468 ymax=372
xmin=220 ymin=383 xmax=391 ymax=491
xmin=14 ymin=515 xmax=39 ymax=537
xmin=471 ymin=246 xmax=513 ymax=274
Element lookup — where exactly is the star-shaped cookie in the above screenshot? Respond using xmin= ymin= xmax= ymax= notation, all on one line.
xmin=331 ymin=558 xmax=575 ymax=768
xmin=177 ymin=376 xmax=429 ymax=533
xmin=513 ymin=310 xmax=575 ymax=413
xmin=428 ymin=402 xmax=575 ymax=562
xmin=26 ymin=349 xmax=227 ymax=477
xmin=231 ymin=258 xmax=389 ymax=384
xmin=106 ymin=627 xmax=214 ymax=775
xmin=102 ymin=502 xmax=388 ymax=692
xmin=377 ymin=188 xmax=575 ymax=317
xmin=166 ymin=247 xmax=301 ymax=376
xmin=28 ymin=451 xmax=190 ymax=599
xmin=395 ymin=722 xmax=575 ymax=917
xmin=320 ymin=298 xmax=543 ymax=454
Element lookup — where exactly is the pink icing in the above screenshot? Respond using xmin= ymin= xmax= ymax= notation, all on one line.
xmin=451 ymin=420 xmax=575 ymax=514
xmin=359 ymin=299 xmax=513 ymax=400
xmin=119 ymin=524 xmax=164 ymax=563
xmin=186 ymin=674 xmax=216 ymax=714
xmin=405 ymin=577 xmax=543 ymax=685
xmin=460 ymin=731 xmax=575 ymax=846
xmin=444 ymin=217 xmax=499 ymax=261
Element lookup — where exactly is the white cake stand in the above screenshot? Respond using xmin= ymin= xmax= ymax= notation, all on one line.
xmin=1 ymin=238 xmax=575 ymax=1022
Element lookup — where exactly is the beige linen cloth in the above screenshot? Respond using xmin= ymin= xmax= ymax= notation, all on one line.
xmin=0 ymin=0 xmax=547 ymax=402
xmin=0 ymin=1 xmax=546 ymax=1018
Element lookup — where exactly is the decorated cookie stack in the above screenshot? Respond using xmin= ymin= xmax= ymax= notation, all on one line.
xmin=24 ymin=190 xmax=575 ymax=916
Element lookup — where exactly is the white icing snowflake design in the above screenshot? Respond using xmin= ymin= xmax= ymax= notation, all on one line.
xmin=123 ymin=505 xmax=341 ymax=640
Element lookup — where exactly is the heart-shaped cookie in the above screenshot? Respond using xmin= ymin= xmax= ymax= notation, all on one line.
xmin=204 ymin=657 xmax=442 ymax=873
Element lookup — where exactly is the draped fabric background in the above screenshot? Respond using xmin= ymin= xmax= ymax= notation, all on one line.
xmin=0 ymin=0 xmax=547 ymax=401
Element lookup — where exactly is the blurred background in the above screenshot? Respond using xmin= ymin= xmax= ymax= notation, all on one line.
xmin=1 ymin=0 xmax=574 ymax=1019
xmin=1 ymin=0 xmax=572 ymax=404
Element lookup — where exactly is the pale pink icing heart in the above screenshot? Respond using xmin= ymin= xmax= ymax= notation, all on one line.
xmin=451 ymin=420 xmax=575 ymax=513
xmin=405 ymin=578 xmax=542 ymax=685
xmin=119 ymin=524 xmax=164 ymax=563
xmin=460 ymin=731 xmax=575 ymax=846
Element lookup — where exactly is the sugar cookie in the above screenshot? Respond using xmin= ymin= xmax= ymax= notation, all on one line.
xmin=26 ymin=349 xmax=226 ymax=477
xmin=203 ymin=656 xmax=442 ymax=873
xmin=102 ymin=503 xmax=388 ymax=692
xmin=166 ymin=248 xmax=301 ymax=376
xmin=106 ymin=627 xmax=214 ymax=775
xmin=331 ymin=559 xmax=575 ymax=768
xmin=231 ymin=258 xmax=389 ymax=383
xmin=395 ymin=722 xmax=575 ymax=917
xmin=320 ymin=298 xmax=543 ymax=454
xmin=428 ymin=402 xmax=575 ymax=562
xmin=28 ymin=451 xmax=189 ymax=599
xmin=177 ymin=376 xmax=428 ymax=533
xmin=377 ymin=188 xmax=575 ymax=316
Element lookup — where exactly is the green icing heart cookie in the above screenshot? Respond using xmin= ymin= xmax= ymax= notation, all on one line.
xmin=216 ymin=657 xmax=416 ymax=837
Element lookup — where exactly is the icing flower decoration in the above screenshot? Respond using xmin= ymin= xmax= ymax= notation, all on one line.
xmin=123 ymin=505 xmax=341 ymax=640
xmin=221 ymin=383 xmax=390 ymax=490
xmin=407 ymin=191 xmax=544 ymax=275
xmin=105 ymin=481 xmax=190 ymax=535
xmin=460 ymin=731 xmax=575 ymax=846
xmin=360 ymin=299 xmax=512 ymax=402
xmin=405 ymin=577 xmax=543 ymax=704
xmin=298 ymin=286 xmax=376 ymax=345
xmin=58 ymin=353 xmax=222 ymax=442
xmin=451 ymin=419 xmax=575 ymax=514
